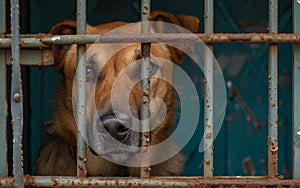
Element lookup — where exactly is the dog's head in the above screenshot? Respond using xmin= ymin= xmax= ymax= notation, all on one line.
xmin=48 ymin=11 xmax=199 ymax=163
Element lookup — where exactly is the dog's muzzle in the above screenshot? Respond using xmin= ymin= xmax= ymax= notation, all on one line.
xmin=87 ymin=111 xmax=140 ymax=160
xmin=100 ymin=114 xmax=131 ymax=142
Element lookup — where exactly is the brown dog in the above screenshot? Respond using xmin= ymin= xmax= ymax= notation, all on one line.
xmin=36 ymin=11 xmax=199 ymax=176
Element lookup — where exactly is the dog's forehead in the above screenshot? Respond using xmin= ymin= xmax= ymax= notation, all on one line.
xmin=85 ymin=43 xmax=171 ymax=68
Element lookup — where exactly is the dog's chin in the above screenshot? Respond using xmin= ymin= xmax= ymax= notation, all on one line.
xmin=89 ymin=146 xmax=138 ymax=163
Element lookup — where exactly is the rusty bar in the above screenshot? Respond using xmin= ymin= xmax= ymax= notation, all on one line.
xmin=140 ymin=0 xmax=151 ymax=179
xmin=76 ymin=0 xmax=87 ymax=177
xmin=293 ymin=0 xmax=300 ymax=179
xmin=2 ymin=33 xmax=300 ymax=48
xmin=0 ymin=49 xmax=7 ymax=178
xmin=0 ymin=0 xmax=7 ymax=178
xmin=1 ymin=176 xmax=300 ymax=187
xmin=10 ymin=0 xmax=24 ymax=187
xmin=268 ymin=0 xmax=278 ymax=178
xmin=204 ymin=0 xmax=214 ymax=178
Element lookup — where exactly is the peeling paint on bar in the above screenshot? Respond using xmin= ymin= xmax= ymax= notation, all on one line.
xmin=268 ymin=0 xmax=278 ymax=178
xmin=1 ymin=176 xmax=300 ymax=187
xmin=1 ymin=33 xmax=300 ymax=48
xmin=204 ymin=0 xmax=214 ymax=178
xmin=76 ymin=0 xmax=87 ymax=177
xmin=140 ymin=0 xmax=151 ymax=179
xmin=10 ymin=0 xmax=24 ymax=187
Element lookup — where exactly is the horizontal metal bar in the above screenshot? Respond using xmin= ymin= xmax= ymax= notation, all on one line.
xmin=1 ymin=33 xmax=300 ymax=48
xmin=0 ymin=176 xmax=299 ymax=187
xmin=5 ymin=49 xmax=43 ymax=65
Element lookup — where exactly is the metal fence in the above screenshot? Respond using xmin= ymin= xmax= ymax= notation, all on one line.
xmin=0 ymin=0 xmax=300 ymax=187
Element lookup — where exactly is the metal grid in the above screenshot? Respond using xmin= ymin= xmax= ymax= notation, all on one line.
xmin=0 ymin=0 xmax=299 ymax=187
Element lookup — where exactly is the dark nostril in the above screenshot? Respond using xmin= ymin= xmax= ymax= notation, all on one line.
xmin=101 ymin=116 xmax=130 ymax=140
xmin=116 ymin=124 xmax=130 ymax=135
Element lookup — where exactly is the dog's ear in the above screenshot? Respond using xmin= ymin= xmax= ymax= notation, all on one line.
xmin=150 ymin=11 xmax=200 ymax=64
xmin=46 ymin=20 xmax=77 ymax=73
xmin=150 ymin=10 xmax=199 ymax=33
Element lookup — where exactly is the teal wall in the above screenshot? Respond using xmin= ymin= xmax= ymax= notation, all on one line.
xmin=29 ymin=0 xmax=293 ymax=177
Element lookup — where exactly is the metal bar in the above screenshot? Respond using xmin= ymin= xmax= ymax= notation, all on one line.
xmin=0 ymin=49 xmax=7 ymax=178
xmin=268 ymin=0 xmax=278 ymax=179
xmin=0 ymin=0 xmax=7 ymax=178
xmin=293 ymin=0 xmax=300 ymax=179
xmin=2 ymin=33 xmax=300 ymax=48
xmin=1 ymin=176 xmax=300 ymax=187
xmin=0 ymin=0 xmax=6 ymax=34
xmin=140 ymin=0 xmax=151 ymax=179
xmin=204 ymin=0 xmax=214 ymax=178
xmin=5 ymin=49 xmax=43 ymax=65
xmin=76 ymin=0 xmax=87 ymax=177
xmin=10 ymin=0 xmax=24 ymax=187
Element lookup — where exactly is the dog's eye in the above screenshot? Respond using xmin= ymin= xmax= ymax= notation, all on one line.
xmin=86 ymin=66 xmax=95 ymax=80
xmin=148 ymin=60 xmax=158 ymax=77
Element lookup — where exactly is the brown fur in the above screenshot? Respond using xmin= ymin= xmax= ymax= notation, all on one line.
xmin=36 ymin=11 xmax=199 ymax=176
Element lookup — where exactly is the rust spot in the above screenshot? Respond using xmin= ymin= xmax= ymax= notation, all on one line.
xmin=205 ymin=132 xmax=212 ymax=139
xmin=242 ymin=156 xmax=255 ymax=176
xmin=205 ymin=124 xmax=211 ymax=128
xmin=143 ymin=100 xmax=147 ymax=104
xmin=52 ymin=178 xmax=59 ymax=186
xmin=268 ymin=121 xmax=273 ymax=127
xmin=204 ymin=160 xmax=211 ymax=165
xmin=143 ymin=91 xmax=149 ymax=96
xmin=144 ymin=5 xmax=149 ymax=10
xmin=271 ymin=103 xmax=276 ymax=107
xmin=268 ymin=75 xmax=272 ymax=80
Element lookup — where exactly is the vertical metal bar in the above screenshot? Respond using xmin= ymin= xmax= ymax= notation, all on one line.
xmin=0 ymin=50 xmax=7 ymax=178
xmin=140 ymin=0 xmax=151 ymax=179
xmin=293 ymin=0 xmax=300 ymax=179
xmin=0 ymin=0 xmax=6 ymax=34
xmin=0 ymin=0 xmax=7 ymax=178
xmin=268 ymin=0 xmax=278 ymax=179
xmin=76 ymin=0 xmax=87 ymax=177
xmin=10 ymin=0 xmax=24 ymax=187
xmin=204 ymin=0 xmax=214 ymax=178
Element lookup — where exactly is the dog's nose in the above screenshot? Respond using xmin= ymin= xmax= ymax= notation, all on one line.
xmin=101 ymin=115 xmax=130 ymax=141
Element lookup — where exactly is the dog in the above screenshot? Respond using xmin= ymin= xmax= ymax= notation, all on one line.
xmin=36 ymin=11 xmax=199 ymax=176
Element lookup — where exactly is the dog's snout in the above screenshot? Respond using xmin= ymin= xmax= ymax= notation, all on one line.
xmin=101 ymin=115 xmax=130 ymax=141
